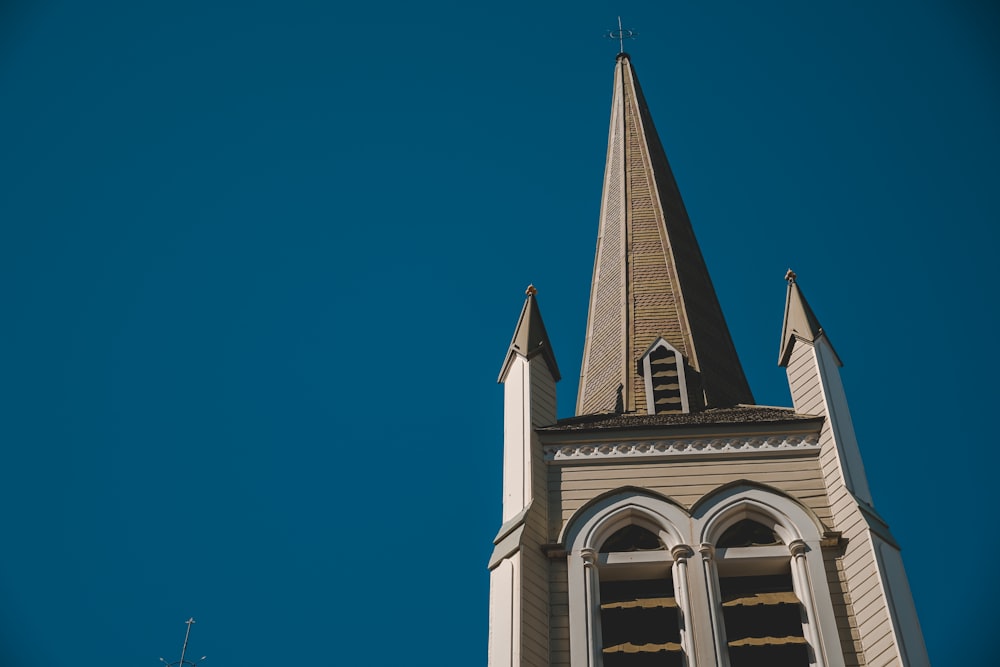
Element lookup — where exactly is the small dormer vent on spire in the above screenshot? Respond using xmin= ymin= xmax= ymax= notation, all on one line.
xmin=639 ymin=338 xmax=690 ymax=414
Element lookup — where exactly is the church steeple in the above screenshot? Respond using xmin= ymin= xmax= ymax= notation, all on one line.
xmin=577 ymin=53 xmax=753 ymax=416
xmin=490 ymin=51 xmax=929 ymax=667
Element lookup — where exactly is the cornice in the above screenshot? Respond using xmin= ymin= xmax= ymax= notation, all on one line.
xmin=543 ymin=433 xmax=821 ymax=463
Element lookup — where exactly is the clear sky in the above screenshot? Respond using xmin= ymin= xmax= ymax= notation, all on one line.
xmin=1 ymin=1 xmax=996 ymax=664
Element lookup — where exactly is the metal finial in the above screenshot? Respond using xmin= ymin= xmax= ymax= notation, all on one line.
xmin=159 ymin=618 xmax=206 ymax=667
xmin=525 ymin=284 xmax=537 ymax=296
xmin=606 ymin=16 xmax=637 ymax=54
xmin=785 ymin=269 xmax=797 ymax=284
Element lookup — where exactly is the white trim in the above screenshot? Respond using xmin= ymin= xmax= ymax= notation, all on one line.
xmin=487 ymin=557 xmax=518 ymax=667
xmin=544 ymin=433 xmax=820 ymax=463
xmin=672 ymin=544 xmax=697 ymax=666
xmin=812 ymin=336 xmax=873 ymax=505
xmin=698 ymin=543 xmax=730 ymax=667
xmin=871 ymin=535 xmax=931 ymax=667
xmin=501 ymin=357 xmax=530 ymax=522
xmin=577 ymin=60 xmax=629 ymax=415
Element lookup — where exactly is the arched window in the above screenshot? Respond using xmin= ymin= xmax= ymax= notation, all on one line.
xmin=562 ymin=487 xmax=844 ymax=667
xmin=564 ymin=492 xmax=694 ymax=667
xmin=695 ymin=486 xmax=845 ymax=667
xmin=715 ymin=520 xmax=808 ymax=665
xmin=598 ymin=526 xmax=683 ymax=667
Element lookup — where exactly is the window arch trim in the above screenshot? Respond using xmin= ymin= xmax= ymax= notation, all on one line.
xmin=693 ymin=484 xmax=825 ymax=546
xmin=693 ymin=485 xmax=845 ymax=667
xmin=564 ymin=490 xmax=695 ymax=667
xmin=563 ymin=488 xmax=690 ymax=552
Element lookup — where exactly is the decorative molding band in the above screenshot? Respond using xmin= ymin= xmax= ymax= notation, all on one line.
xmin=543 ymin=433 xmax=821 ymax=463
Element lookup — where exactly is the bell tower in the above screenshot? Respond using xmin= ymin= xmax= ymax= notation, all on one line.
xmin=488 ymin=53 xmax=928 ymax=667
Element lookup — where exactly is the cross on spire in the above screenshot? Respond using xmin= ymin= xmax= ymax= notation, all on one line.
xmin=606 ymin=17 xmax=637 ymax=54
xmin=159 ymin=618 xmax=206 ymax=667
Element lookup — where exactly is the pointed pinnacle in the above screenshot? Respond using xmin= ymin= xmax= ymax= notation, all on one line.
xmin=785 ymin=268 xmax=797 ymax=284
xmin=525 ymin=284 xmax=537 ymax=296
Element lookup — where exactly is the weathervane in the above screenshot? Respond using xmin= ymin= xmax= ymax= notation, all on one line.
xmin=159 ymin=618 xmax=206 ymax=667
xmin=606 ymin=16 xmax=637 ymax=53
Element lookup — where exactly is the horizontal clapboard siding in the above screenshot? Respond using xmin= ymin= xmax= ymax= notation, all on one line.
xmin=522 ymin=363 xmax=555 ymax=666
xmin=824 ymin=548 xmax=865 ymax=665
xmin=522 ymin=505 xmax=549 ymax=666
xmin=549 ymin=560 xmax=570 ymax=666
xmin=549 ymin=456 xmax=830 ymax=537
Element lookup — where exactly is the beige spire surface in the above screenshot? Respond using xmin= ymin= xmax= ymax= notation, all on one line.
xmin=499 ymin=285 xmax=560 ymax=383
xmin=576 ymin=53 xmax=753 ymax=416
xmin=778 ymin=270 xmax=841 ymax=367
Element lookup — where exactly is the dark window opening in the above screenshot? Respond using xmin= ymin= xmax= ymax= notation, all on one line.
xmin=601 ymin=578 xmax=683 ymax=667
xmin=720 ymin=572 xmax=808 ymax=667
xmin=600 ymin=525 xmax=665 ymax=553
xmin=717 ymin=519 xmax=782 ymax=548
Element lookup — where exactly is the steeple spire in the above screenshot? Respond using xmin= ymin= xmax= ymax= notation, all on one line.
xmin=778 ymin=270 xmax=841 ymax=367
xmin=499 ymin=285 xmax=560 ymax=383
xmin=576 ymin=54 xmax=753 ymax=416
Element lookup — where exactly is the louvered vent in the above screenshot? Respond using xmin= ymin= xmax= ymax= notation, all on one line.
xmin=639 ymin=338 xmax=689 ymax=414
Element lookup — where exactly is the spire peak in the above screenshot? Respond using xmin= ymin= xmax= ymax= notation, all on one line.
xmin=499 ymin=286 xmax=560 ymax=383
xmin=779 ymin=275 xmax=840 ymax=367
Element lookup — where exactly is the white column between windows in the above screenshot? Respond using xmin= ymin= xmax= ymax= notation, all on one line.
xmin=581 ymin=547 xmax=603 ymax=667
xmin=698 ymin=543 xmax=730 ymax=667
xmin=671 ymin=544 xmax=695 ymax=667
xmin=789 ymin=539 xmax=826 ymax=667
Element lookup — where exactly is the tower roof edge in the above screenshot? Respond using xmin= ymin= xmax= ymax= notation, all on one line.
xmin=499 ymin=286 xmax=561 ymax=383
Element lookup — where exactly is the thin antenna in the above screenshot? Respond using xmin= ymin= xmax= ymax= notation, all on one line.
xmin=159 ymin=618 xmax=207 ymax=667
xmin=605 ymin=16 xmax=637 ymax=53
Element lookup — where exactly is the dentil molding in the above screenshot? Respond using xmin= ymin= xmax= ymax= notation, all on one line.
xmin=543 ymin=433 xmax=821 ymax=463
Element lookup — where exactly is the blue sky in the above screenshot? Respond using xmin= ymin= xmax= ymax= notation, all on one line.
xmin=1 ymin=1 xmax=996 ymax=664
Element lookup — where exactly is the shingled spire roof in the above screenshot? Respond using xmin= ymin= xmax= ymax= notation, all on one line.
xmin=499 ymin=285 xmax=561 ymax=383
xmin=778 ymin=270 xmax=841 ymax=367
xmin=576 ymin=53 xmax=753 ymax=416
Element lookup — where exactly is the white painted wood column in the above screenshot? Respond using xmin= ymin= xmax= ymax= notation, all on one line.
xmin=698 ymin=543 xmax=730 ymax=667
xmin=789 ymin=539 xmax=826 ymax=667
xmin=671 ymin=544 xmax=696 ymax=667
xmin=582 ymin=548 xmax=603 ymax=667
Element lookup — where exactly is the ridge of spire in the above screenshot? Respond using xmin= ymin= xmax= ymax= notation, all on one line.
xmin=499 ymin=285 xmax=561 ymax=383
xmin=576 ymin=55 xmax=753 ymax=415
xmin=778 ymin=271 xmax=840 ymax=367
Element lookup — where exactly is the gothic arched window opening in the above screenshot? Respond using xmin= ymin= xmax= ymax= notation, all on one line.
xmin=599 ymin=525 xmax=682 ymax=667
xmin=709 ymin=516 xmax=813 ymax=666
xmin=719 ymin=570 xmax=808 ymax=666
